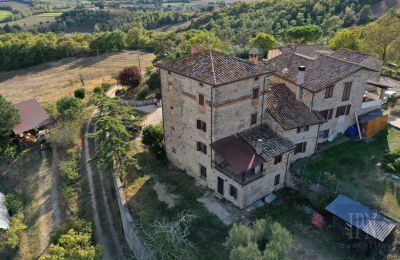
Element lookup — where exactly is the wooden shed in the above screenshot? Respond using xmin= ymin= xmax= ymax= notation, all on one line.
xmin=357 ymin=109 xmax=388 ymax=138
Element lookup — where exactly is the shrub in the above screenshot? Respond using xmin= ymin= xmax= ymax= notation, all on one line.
xmin=142 ymin=124 xmax=164 ymax=158
xmin=5 ymin=216 xmax=28 ymax=249
xmin=74 ymin=88 xmax=86 ymax=99
xmin=49 ymin=120 xmax=80 ymax=149
xmin=155 ymin=92 xmax=162 ymax=99
xmin=5 ymin=194 xmax=22 ymax=216
xmin=93 ymin=86 xmax=104 ymax=95
xmin=145 ymin=69 xmax=161 ymax=90
xmin=3 ymin=144 xmax=17 ymax=161
xmin=59 ymin=161 xmax=79 ymax=185
xmin=117 ymin=66 xmax=142 ymax=88
xmin=136 ymin=89 xmax=149 ymax=100
xmin=101 ymin=82 xmax=111 ymax=92
xmin=43 ymin=102 xmax=58 ymax=119
xmin=56 ymin=96 xmax=85 ymax=120
xmin=383 ymin=151 xmax=400 ymax=173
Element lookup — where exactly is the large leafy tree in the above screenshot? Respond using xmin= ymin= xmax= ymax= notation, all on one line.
xmin=117 ymin=66 xmax=142 ymax=89
xmin=282 ymin=25 xmax=323 ymax=43
xmin=56 ymin=96 xmax=85 ymax=120
xmin=361 ymin=10 xmax=400 ymax=62
xmin=142 ymin=124 xmax=164 ymax=159
xmin=249 ymin=32 xmax=278 ymax=56
xmin=328 ymin=27 xmax=361 ymax=51
xmin=0 ymin=95 xmax=20 ymax=152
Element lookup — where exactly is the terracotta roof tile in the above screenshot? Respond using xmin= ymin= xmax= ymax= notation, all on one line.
xmin=267 ymin=84 xmax=326 ymax=129
xmin=239 ymin=124 xmax=294 ymax=160
xmin=156 ymin=50 xmax=270 ymax=86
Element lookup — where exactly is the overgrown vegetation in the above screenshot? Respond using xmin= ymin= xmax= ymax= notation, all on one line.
xmin=0 ymin=95 xmax=20 ymax=160
xmin=142 ymin=124 xmax=164 ymax=159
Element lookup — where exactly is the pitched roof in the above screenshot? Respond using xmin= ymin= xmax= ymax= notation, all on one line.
xmin=280 ymin=44 xmax=333 ymax=59
xmin=266 ymin=84 xmax=326 ymax=129
xmin=13 ymin=99 xmax=53 ymax=134
xmin=239 ymin=124 xmax=295 ymax=160
xmin=266 ymin=52 xmax=372 ymax=92
xmin=325 ymin=195 xmax=398 ymax=242
xmin=156 ymin=50 xmax=269 ymax=86
xmin=210 ymin=135 xmax=265 ymax=173
xmin=331 ymin=48 xmax=372 ymax=63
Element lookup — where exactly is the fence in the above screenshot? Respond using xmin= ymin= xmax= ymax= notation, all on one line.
xmin=112 ymin=170 xmax=150 ymax=259
xmin=123 ymin=99 xmax=155 ymax=107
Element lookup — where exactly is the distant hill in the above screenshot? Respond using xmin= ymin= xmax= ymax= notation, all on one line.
xmin=371 ymin=0 xmax=400 ymax=16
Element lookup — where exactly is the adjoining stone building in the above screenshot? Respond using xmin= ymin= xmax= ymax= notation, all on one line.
xmin=156 ymin=46 xmax=386 ymax=209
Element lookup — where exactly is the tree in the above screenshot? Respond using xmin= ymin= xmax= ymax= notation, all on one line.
xmin=249 ymin=33 xmax=278 ymax=56
xmin=93 ymin=116 xmax=136 ymax=177
xmin=145 ymin=68 xmax=161 ymax=90
xmin=328 ymin=27 xmax=361 ymax=51
xmin=361 ymin=11 xmax=400 ymax=62
xmin=4 ymin=216 xmax=28 ymax=250
xmin=117 ymin=66 xmax=142 ymax=88
xmin=56 ymin=96 xmax=85 ymax=120
xmin=142 ymin=124 xmax=164 ymax=158
xmin=225 ymin=216 xmax=293 ymax=260
xmin=0 ymin=95 xmax=20 ymax=153
xmin=5 ymin=194 xmax=22 ymax=216
xmin=358 ymin=5 xmax=372 ymax=25
xmin=282 ymin=25 xmax=322 ymax=43
xmin=74 ymin=88 xmax=86 ymax=99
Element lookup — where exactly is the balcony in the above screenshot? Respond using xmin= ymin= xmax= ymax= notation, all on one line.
xmin=212 ymin=160 xmax=265 ymax=185
xmin=361 ymin=91 xmax=382 ymax=110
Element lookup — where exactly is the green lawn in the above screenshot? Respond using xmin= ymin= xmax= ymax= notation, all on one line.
xmin=291 ymin=127 xmax=400 ymax=220
xmin=36 ymin=12 xmax=62 ymax=17
xmin=0 ymin=10 xmax=12 ymax=21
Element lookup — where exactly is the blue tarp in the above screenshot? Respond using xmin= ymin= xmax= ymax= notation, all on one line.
xmin=325 ymin=195 xmax=397 ymax=242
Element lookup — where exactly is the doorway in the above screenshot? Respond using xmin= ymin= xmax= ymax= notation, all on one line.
xmin=217 ymin=177 xmax=224 ymax=195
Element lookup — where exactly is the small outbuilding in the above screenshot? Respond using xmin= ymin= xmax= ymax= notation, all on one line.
xmin=357 ymin=109 xmax=388 ymax=138
xmin=325 ymin=195 xmax=397 ymax=243
xmin=12 ymin=99 xmax=53 ymax=145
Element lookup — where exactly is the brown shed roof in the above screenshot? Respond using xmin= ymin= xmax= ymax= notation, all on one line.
xmin=266 ymin=84 xmax=326 ymax=129
xmin=156 ymin=50 xmax=270 ymax=86
xmin=13 ymin=99 xmax=52 ymax=134
xmin=210 ymin=134 xmax=265 ymax=173
xmin=239 ymin=124 xmax=295 ymax=160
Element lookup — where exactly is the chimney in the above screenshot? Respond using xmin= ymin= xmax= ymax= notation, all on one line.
xmin=296 ymin=66 xmax=305 ymax=101
xmin=248 ymin=47 xmax=260 ymax=64
xmin=255 ymin=139 xmax=263 ymax=155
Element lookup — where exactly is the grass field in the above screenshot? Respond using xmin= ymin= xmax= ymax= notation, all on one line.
xmin=0 ymin=15 xmax=55 ymax=30
xmin=0 ymin=10 xmax=12 ymax=21
xmin=0 ymin=50 xmax=155 ymax=104
xmin=0 ymin=1 xmax=31 ymax=12
xmin=36 ymin=12 xmax=62 ymax=17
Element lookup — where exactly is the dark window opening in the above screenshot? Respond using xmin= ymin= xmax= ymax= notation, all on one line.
xmin=319 ymin=108 xmax=333 ymax=120
xmin=199 ymin=94 xmax=204 ymax=106
xmin=325 ymin=86 xmax=334 ymax=99
xmin=252 ymin=88 xmax=259 ymax=99
xmin=229 ymin=185 xmax=237 ymax=199
xmin=294 ymin=142 xmax=307 ymax=155
xmin=274 ymin=174 xmax=280 ymax=186
xmin=274 ymin=155 xmax=282 ymax=165
xmin=342 ymin=82 xmax=352 ymax=101
xmin=200 ymin=164 xmax=207 ymax=179
xmin=196 ymin=119 xmax=207 ymax=132
xmin=297 ymin=126 xmax=309 ymax=133
xmin=336 ymin=105 xmax=351 ymax=117
xmin=319 ymin=129 xmax=329 ymax=139
xmin=196 ymin=142 xmax=207 ymax=154
xmin=251 ymin=113 xmax=258 ymax=125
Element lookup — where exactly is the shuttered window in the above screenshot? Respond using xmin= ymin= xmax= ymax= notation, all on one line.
xmin=342 ymin=82 xmax=352 ymax=101
xmin=325 ymin=86 xmax=334 ymax=98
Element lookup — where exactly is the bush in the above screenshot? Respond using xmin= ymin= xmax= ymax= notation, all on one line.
xmin=142 ymin=124 xmax=164 ymax=158
xmin=5 ymin=194 xmax=22 ymax=216
xmin=56 ymin=96 xmax=85 ymax=120
xmin=155 ymin=92 xmax=162 ymax=99
xmin=74 ymin=88 xmax=86 ymax=99
xmin=117 ymin=66 xmax=142 ymax=88
xmin=145 ymin=69 xmax=161 ymax=90
xmin=5 ymin=216 xmax=28 ymax=250
xmin=59 ymin=161 xmax=79 ymax=185
xmin=383 ymin=151 xmax=400 ymax=173
xmin=93 ymin=86 xmax=104 ymax=95
xmin=101 ymin=82 xmax=112 ymax=92
xmin=115 ymin=87 xmax=127 ymax=96
xmin=136 ymin=89 xmax=149 ymax=100
xmin=49 ymin=120 xmax=80 ymax=149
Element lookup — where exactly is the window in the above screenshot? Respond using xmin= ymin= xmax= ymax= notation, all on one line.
xmin=336 ymin=105 xmax=351 ymax=117
xmin=325 ymin=86 xmax=334 ymax=99
xmin=251 ymin=113 xmax=258 ymax=125
xmin=297 ymin=126 xmax=309 ymax=133
xmin=196 ymin=120 xmax=206 ymax=132
xmin=199 ymin=164 xmax=207 ymax=179
xmin=229 ymin=185 xmax=237 ymax=199
xmin=199 ymin=94 xmax=204 ymax=106
xmin=274 ymin=174 xmax=280 ymax=186
xmin=196 ymin=142 xmax=207 ymax=154
xmin=342 ymin=82 xmax=352 ymax=101
xmin=274 ymin=155 xmax=282 ymax=165
xmin=252 ymin=88 xmax=259 ymax=99
xmin=319 ymin=108 xmax=334 ymax=120
xmin=294 ymin=142 xmax=307 ymax=155
xmin=319 ymin=129 xmax=329 ymax=139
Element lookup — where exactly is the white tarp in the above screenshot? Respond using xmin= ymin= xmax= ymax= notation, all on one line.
xmin=0 ymin=192 xmax=10 ymax=230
